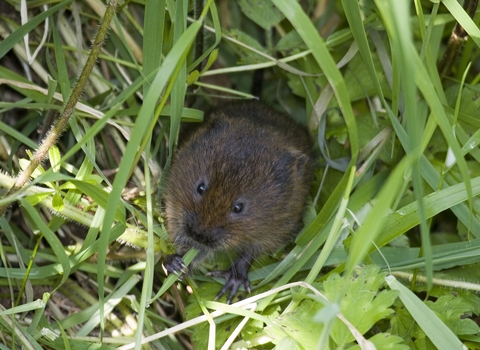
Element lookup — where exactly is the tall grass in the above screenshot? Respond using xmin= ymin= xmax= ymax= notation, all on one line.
xmin=1 ymin=0 xmax=480 ymax=349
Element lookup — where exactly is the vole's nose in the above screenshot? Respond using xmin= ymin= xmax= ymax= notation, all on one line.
xmin=185 ymin=214 xmax=225 ymax=248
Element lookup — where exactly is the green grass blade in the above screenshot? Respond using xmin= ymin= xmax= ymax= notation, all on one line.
xmin=270 ymin=0 xmax=358 ymax=162
xmin=376 ymin=176 xmax=480 ymax=248
xmin=0 ymin=0 xmax=74 ymax=59
xmin=386 ymin=275 xmax=464 ymax=349
xmin=20 ymin=199 xmax=71 ymax=287
xmin=95 ymin=17 xmax=202 ymax=335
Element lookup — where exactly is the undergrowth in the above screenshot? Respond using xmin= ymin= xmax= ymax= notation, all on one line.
xmin=1 ymin=0 xmax=480 ymax=349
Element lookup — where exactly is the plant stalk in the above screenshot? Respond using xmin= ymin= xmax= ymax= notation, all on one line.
xmin=438 ymin=0 xmax=478 ymax=78
xmin=0 ymin=0 xmax=118 ymax=216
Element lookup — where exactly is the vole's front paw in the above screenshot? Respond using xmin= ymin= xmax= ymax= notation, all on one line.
xmin=207 ymin=267 xmax=251 ymax=304
xmin=163 ymin=254 xmax=188 ymax=276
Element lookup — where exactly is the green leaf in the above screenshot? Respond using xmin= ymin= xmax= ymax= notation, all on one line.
xmin=0 ymin=119 xmax=38 ymax=150
xmin=20 ymin=199 xmax=71 ymax=287
xmin=48 ymin=146 xmax=62 ymax=173
xmin=375 ymin=175 xmax=480 ymax=248
xmin=24 ymin=192 xmax=52 ymax=206
xmin=69 ymin=180 xmax=125 ymax=223
xmin=264 ymin=299 xmax=323 ymax=349
xmin=225 ymin=29 xmax=269 ymax=64
xmin=238 ymin=0 xmax=285 ymax=29
xmin=96 ymin=16 xmax=203 ymax=328
xmin=143 ymin=0 xmax=165 ymax=84
xmin=47 ymin=336 xmax=117 ymax=350
xmin=0 ymin=0 xmax=74 ymax=59
xmin=348 ymin=333 xmax=409 ymax=350
xmin=271 ymin=0 xmax=358 ymax=160
xmin=201 ymin=48 xmax=219 ymax=73
xmin=191 ymin=317 xmax=242 ymax=350
xmin=390 ymin=306 xmax=441 ymax=350
xmin=52 ymin=20 xmax=70 ymax=100
xmin=386 ymin=275 xmax=464 ymax=349
xmin=325 ymin=265 xmax=398 ymax=345
xmin=0 ymin=299 xmax=45 ymax=316
xmin=52 ymin=192 xmax=64 ymax=212
xmin=75 ymin=274 xmax=141 ymax=336
xmin=187 ymin=70 xmax=200 ymax=85
xmin=0 ymin=305 xmax=44 ymax=350
xmin=425 ymin=294 xmax=480 ymax=336
xmin=274 ymin=30 xmax=306 ymax=53
xmin=183 ymin=269 xmax=242 ymax=349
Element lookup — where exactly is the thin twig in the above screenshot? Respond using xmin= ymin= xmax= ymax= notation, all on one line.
xmin=0 ymin=0 xmax=118 ymax=216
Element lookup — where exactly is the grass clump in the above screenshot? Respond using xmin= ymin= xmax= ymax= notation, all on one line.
xmin=1 ymin=0 xmax=480 ymax=349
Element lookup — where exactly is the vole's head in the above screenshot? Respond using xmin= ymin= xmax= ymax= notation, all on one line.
xmin=164 ymin=117 xmax=311 ymax=256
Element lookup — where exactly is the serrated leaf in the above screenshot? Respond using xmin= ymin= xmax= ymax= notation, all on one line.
xmin=238 ymin=0 xmax=284 ymax=29
xmin=390 ymin=306 xmax=438 ymax=349
xmin=425 ymin=294 xmax=480 ymax=336
xmin=264 ymin=299 xmax=323 ymax=349
xmin=455 ymin=289 xmax=480 ymax=315
xmin=324 ymin=265 xmax=398 ymax=345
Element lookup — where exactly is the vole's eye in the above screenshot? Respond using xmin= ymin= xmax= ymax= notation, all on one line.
xmin=196 ymin=182 xmax=206 ymax=195
xmin=232 ymin=202 xmax=244 ymax=213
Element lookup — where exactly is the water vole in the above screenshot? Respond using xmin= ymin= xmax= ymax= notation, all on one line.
xmin=163 ymin=101 xmax=315 ymax=303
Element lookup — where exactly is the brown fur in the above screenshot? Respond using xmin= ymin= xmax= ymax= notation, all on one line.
xmin=163 ymin=101 xmax=314 ymax=302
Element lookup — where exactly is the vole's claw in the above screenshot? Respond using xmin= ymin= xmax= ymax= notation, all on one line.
xmin=163 ymin=254 xmax=187 ymax=276
xmin=245 ymin=282 xmax=251 ymax=294
xmin=208 ymin=268 xmax=251 ymax=304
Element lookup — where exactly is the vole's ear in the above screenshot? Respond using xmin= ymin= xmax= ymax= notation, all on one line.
xmin=288 ymin=149 xmax=311 ymax=179
xmin=272 ymin=148 xmax=311 ymax=186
